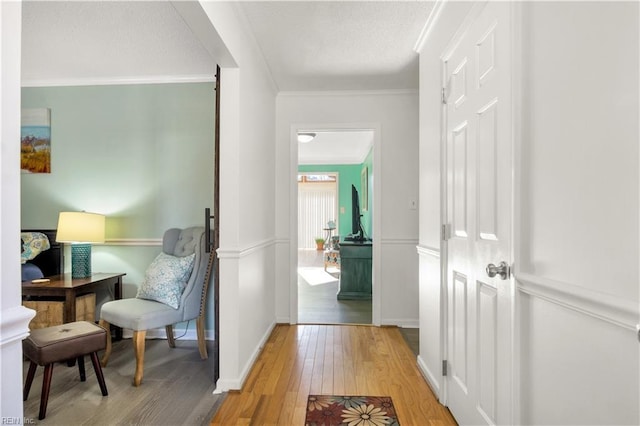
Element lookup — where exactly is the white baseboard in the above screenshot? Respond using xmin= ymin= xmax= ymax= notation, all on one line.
xmin=215 ymin=320 xmax=277 ymax=392
xmin=417 ymin=354 xmax=441 ymax=400
xmin=381 ymin=318 xmax=419 ymax=328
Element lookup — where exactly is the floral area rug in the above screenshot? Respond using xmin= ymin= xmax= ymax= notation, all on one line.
xmin=305 ymin=395 xmax=400 ymax=426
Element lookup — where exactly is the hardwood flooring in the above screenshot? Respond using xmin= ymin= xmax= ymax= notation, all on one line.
xmin=210 ymin=324 xmax=456 ymax=425
xmin=22 ymin=337 xmax=223 ymax=425
xmin=298 ymin=249 xmax=372 ymax=325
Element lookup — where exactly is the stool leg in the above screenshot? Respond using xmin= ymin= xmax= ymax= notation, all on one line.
xmin=39 ymin=364 xmax=54 ymax=420
xmin=77 ymin=355 xmax=86 ymax=381
xmin=99 ymin=319 xmax=112 ymax=367
xmin=23 ymin=361 xmax=37 ymax=401
xmin=90 ymin=352 xmax=108 ymax=396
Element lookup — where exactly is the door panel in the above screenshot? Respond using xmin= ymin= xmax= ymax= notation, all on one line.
xmin=477 ymin=99 xmax=499 ymax=241
xmin=452 ymin=271 xmax=468 ymax=391
xmin=478 ymin=281 xmax=497 ymax=420
xmin=443 ymin=2 xmax=513 ymax=425
xmin=453 ymin=123 xmax=469 ymax=238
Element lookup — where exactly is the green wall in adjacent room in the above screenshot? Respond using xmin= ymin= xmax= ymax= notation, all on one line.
xmin=298 ymin=160 xmax=372 ymax=239
xmin=360 ymin=148 xmax=373 ymax=239
xmin=21 ymin=82 xmax=216 ymax=331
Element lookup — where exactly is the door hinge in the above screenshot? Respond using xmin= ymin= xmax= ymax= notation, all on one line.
xmin=441 ymin=77 xmax=452 ymax=104
xmin=441 ymin=224 xmax=451 ymax=241
xmin=442 ymin=360 xmax=448 ymax=376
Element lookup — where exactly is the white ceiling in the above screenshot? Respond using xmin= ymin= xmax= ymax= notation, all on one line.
xmin=21 ymin=1 xmax=218 ymax=86
xmin=21 ymin=0 xmax=431 ymax=163
xmin=238 ymin=1 xmax=434 ymax=91
xmin=298 ymin=130 xmax=373 ymax=165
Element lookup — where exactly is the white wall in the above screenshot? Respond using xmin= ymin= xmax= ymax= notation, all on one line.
xmin=516 ymin=2 xmax=639 ymax=424
xmin=417 ymin=1 xmax=640 ymax=423
xmin=197 ymin=1 xmax=278 ymax=391
xmin=275 ymin=91 xmax=420 ymax=326
xmin=0 ymin=0 xmax=35 ymax=418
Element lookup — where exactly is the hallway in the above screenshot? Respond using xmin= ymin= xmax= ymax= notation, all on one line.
xmin=210 ymin=324 xmax=455 ymax=425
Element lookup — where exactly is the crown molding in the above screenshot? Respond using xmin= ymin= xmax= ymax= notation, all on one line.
xmin=414 ymin=0 xmax=447 ymax=53
xmin=278 ymin=89 xmax=418 ymax=98
xmin=21 ymin=74 xmax=215 ymax=88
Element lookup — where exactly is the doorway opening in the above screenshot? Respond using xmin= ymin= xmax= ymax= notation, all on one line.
xmin=296 ymin=130 xmax=373 ymax=325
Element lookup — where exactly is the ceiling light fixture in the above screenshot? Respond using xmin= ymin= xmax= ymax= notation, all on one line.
xmin=298 ymin=132 xmax=316 ymax=143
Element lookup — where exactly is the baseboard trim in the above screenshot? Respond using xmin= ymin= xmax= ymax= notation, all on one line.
xmin=381 ymin=319 xmax=419 ymax=328
xmin=215 ymin=320 xmax=277 ymax=392
xmin=417 ymin=355 xmax=441 ymax=400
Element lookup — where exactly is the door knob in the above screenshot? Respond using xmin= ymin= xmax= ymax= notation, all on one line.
xmin=486 ymin=261 xmax=510 ymax=280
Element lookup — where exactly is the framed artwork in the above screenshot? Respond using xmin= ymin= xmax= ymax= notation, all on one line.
xmin=361 ymin=166 xmax=368 ymax=211
xmin=21 ymin=108 xmax=51 ymax=174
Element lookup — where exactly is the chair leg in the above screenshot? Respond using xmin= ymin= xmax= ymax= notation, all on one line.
xmin=196 ymin=314 xmax=208 ymax=360
xmin=90 ymin=352 xmax=109 ymax=396
xmin=39 ymin=363 xmax=54 ymax=420
xmin=23 ymin=361 xmax=37 ymax=401
xmin=132 ymin=330 xmax=146 ymax=387
xmin=77 ymin=355 xmax=86 ymax=381
xmin=165 ymin=325 xmax=176 ymax=348
xmin=99 ymin=319 xmax=112 ymax=367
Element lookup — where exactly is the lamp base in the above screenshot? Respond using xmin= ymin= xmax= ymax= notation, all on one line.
xmin=71 ymin=244 xmax=92 ymax=278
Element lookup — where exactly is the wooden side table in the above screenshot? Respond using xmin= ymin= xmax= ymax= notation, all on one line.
xmin=22 ymin=273 xmax=126 ymax=340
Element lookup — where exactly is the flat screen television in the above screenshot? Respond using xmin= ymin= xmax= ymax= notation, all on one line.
xmin=346 ymin=184 xmax=367 ymax=242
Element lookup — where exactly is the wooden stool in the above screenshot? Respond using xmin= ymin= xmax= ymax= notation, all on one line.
xmin=23 ymin=321 xmax=108 ymax=420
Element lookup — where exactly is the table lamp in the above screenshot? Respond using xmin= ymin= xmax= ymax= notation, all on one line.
xmin=56 ymin=211 xmax=105 ymax=278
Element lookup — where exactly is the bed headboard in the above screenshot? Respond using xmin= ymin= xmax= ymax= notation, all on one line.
xmin=22 ymin=229 xmax=63 ymax=277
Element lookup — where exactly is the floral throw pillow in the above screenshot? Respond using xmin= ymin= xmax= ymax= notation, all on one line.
xmin=136 ymin=252 xmax=196 ymax=309
xmin=21 ymin=232 xmax=50 ymax=264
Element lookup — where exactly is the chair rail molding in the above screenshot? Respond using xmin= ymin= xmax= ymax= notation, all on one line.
xmin=516 ymin=271 xmax=638 ymax=331
xmin=103 ymin=238 xmax=162 ymax=246
xmin=217 ymin=237 xmax=277 ymax=259
xmin=0 ymin=306 xmax=36 ymax=347
xmin=416 ymin=244 xmax=441 ymax=258
xmin=381 ymin=238 xmax=419 ymax=246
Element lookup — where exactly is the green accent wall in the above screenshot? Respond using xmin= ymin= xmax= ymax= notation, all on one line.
xmin=298 ymin=159 xmax=372 ymax=239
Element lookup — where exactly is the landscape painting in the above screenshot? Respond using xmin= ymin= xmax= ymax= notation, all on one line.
xmin=21 ymin=108 xmax=51 ymax=173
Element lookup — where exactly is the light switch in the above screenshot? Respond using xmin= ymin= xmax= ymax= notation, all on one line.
xmin=409 ymin=198 xmax=417 ymax=210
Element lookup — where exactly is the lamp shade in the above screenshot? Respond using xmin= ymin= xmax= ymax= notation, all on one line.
xmin=56 ymin=211 xmax=105 ymax=243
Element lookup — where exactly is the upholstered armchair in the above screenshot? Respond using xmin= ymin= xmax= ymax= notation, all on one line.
xmin=99 ymin=227 xmax=213 ymax=386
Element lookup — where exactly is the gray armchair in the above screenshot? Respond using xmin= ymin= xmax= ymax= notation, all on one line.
xmin=99 ymin=227 xmax=213 ymax=386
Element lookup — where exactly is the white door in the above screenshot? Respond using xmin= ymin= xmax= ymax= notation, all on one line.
xmin=443 ymin=2 xmax=513 ymax=425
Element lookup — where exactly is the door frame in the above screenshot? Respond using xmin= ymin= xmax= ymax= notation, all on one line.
xmin=438 ymin=1 xmax=522 ymax=423
xmin=289 ymin=123 xmax=381 ymax=326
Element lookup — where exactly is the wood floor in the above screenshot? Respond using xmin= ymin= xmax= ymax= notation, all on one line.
xmin=210 ymin=324 xmax=456 ymax=425
xmin=298 ymin=249 xmax=372 ymax=325
xmin=22 ymin=337 xmax=223 ymax=425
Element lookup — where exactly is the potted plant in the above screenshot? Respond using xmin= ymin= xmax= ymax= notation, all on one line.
xmin=314 ymin=237 xmax=325 ymax=251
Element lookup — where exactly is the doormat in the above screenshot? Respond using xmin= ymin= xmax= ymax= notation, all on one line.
xmin=305 ymin=395 xmax=400 ymax=426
